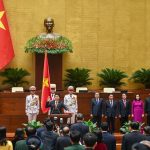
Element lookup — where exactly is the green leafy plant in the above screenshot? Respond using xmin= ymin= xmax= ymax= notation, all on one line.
xmin=23 ymin=120 xmax=43 ymax=129
xmin=120 ymin=121 xmax=144 ymax=134
xmin=0 ymin=68 xmax=30 ymax=87
xmin=84 ymin=120 xmax=98 ymax=132
xmin=64 ymin=67 xmax=93 ymax=88
xmin=97 ymin=68 xmax=128 ymax=88
xmin=130 ymin=68 xmax=150 ymax=89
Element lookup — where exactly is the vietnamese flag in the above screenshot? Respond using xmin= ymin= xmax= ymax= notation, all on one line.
xmin=0 ymin=0 xmax=14 ymax=69
xmin=41 ymin=52 xmax=51 ymax=113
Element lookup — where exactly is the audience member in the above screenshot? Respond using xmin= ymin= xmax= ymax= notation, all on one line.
xmin=132 ymin=142 xmax=150 ymax=150
xmin=93 ymin=130 xmax=107 ymax=150
xmin=26 ymin=135 xmax=41 ymax=150
xmin=12 ymin=128 xmax=25 ymax=149
xmin=83 ymin=132 xmax=97 ymax=150
xmin=40 ymin=120 xmax=59 ymax=150
xmin=0 ymin=126 xmax=13 ymax=150
xmin=64 ymin=130 xmax=84 ymax=150
xmin=71 ymin=113 xmax=89 ymax=143
xmin=121 ymin=122 xmax=146 ymax=150
xmin=101 ymin=122 xmax=116 ymax=150
xmin=56 ymin=126 xmax=72 ymax=150
xmin=15 ymin=126 xmax=37 ymax=150
xmin=144 ymin=126 xmax=150 ymax=141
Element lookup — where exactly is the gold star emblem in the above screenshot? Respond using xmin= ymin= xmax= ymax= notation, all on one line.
xmin=0 ymin=11 xmax=6 ymax=30
xmin=43 ymin=78 xmax=49 ymax=87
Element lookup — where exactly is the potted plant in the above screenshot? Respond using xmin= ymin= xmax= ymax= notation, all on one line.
xmin=97 ymin=68 xmax=128 ymax=89
xmin=23 ymin=120 xmax=43 ymax=129
xmin=84 ymin=120 xmax=98 ymax=132
xmin=0 ymin=68 xmax=30 ymax=88
xmin=64 ymin=67 xmax=93 ymax=88
xmin=130 ymin=68 xmax=150 ymax=89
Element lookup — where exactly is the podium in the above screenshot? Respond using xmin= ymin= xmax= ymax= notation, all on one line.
xmin=48 ymin=113 xmax=72 ymax=124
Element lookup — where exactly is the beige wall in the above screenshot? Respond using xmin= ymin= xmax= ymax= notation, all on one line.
xmin=2 ymin=0 xmax=150 ymax=90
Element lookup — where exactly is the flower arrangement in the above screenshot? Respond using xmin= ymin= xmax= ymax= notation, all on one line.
xmin=23 ymin=120 xmax=43 ymax=129
xmin=25 ymin=35 xmax=73 ymax=54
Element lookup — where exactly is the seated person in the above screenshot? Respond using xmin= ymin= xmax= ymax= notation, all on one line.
xmin=46 ymin=93 xmax=68 ymax=114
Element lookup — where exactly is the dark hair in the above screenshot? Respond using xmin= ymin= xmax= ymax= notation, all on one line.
xmin=135 ymin=94 xmax=141 ymax=100
xmin=144 ymin=126 xmax=150 ymax=135
xmin=101 ymin=122 xmax=109 ymax=131
xmin=26 ymin=135 xmax=41 ymax=150
xmin=54 ymin=93 xmax=60 ymax=97
xmin=76 ymin=113 xmax=84 ymax=121
xmin=25 ymin=127 xmax=36 ymax=137
xmin=14 ymin=128 xmax=25 ymax=139
xmin=70 ymin=131 xmax=81 ymax=144
xmin=45 ymin=121 xmax=54 ymax=131
xmin=130 ymin=122 xmax=140 ymax=130
xmin=93 ymin=130 xmax=103 ymax=143
xmin=83 ymin=132 xmax=97 ymax=147
xmin=0 ymin=126 xmax=7 ymax=146
xmin=43 ymin=118 xmax=51 ymax=125
xmin=132 ymin=143 xmax=150 ymax=150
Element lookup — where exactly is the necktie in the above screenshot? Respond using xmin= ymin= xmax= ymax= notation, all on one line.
xmin=123 ymin=100 xmax=126 ymax=107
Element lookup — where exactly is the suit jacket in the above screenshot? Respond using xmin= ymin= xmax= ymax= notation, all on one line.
xmin=102 ymin=132 xmax=116 ymax=150
xmin=118 ymin=99 xmax=131 ymax=117
xmin=25 ymin=94 xmax=39 ymax=114
xmin=41 ymin=130 xmax=59 ymax=150
xmin=145 ymin=97 xmax=150 ymax=115
xmin=104 ymin=100 xmax=118 ymax=117
xmin=56 ymin=135 xmax=71 ymax=150
xmin=70 ymin=122 xmax=89 ymax=141
xmin=46 ymin=100 xmax=67 ymax=114
xmin=91 ymin=98 xmax=104 ymax=116
xmin=121 ymin=131 xmax=146 ymax=150
xmin=64 ymin=144 xmax=85 ymax=150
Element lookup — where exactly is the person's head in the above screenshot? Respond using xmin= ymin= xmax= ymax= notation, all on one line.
xmin=43 ymin=118 xmax=51 ymax=125
xmin=83 ymin=132 xmax=97 ymax=149
xmin=93 ymin=130 xmax=103 ymax=143
xmin=54 ymin=94 xmax=60 ymax=101
xmin=130 ymin=122 xmax=140 ymax=130
xmin=25 ymin=127 xmax=36 ymax=137
xmin=26 ymin=135 xmax=41 ymax=150
xmin=67 ymin=86 xmax=74 ymax=94
xmin=109 ymin=94 xmax=113 ymax=100
xmin=76 ymin=113 xmax=84 ymax=122
xmin=132 ymin=143 xmax=150 ymax=150
xmin=122 ymin=93 xmax=127 ymax=100
xmin=14 ymin=128 xmax=25 ymax=139
xmin=62 ymin=126 xmax=70 ymax=135
xmin=0 ymin=126 xmax=7 ymax=146
xmin=144 ymin=126 xmax=150 ymax=135
xmin=101 ymin=122 xmax=109 ymax=131
xmin=95 ymin=92 xmax=100 ymax=99
xmin=70 ymin=131 xmax=81 ymax=144
xmin=45 ymin=121 xmax=54 ymax=131
xmin=44 ymin=17 xmax=54 ymax=33
xmin=135 ymin=94 xmax=141 ymax=101
xmin=29 ymin=86 xmax=36 ymax=95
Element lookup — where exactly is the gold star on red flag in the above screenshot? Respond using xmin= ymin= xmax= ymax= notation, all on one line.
xmin=43 ymin=78 xmax=49 ymax=88
xmin=0 ymin=11 xmax=6 ymax=30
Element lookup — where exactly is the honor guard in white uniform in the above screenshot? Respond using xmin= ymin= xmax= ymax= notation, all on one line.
xmin=64 ymin=86 xmax=78 ymax=124
xmin=25 ymin=86 xmax=39 ymax=122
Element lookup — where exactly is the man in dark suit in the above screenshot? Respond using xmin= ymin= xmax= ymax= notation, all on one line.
xmin=104 ymin=94 xmax=118 ymax=133
xmin=70 ymin=113 xmax=89 ymax=144
xmin=40 ymin=121 xmax=59 ymax=150
xmin=118 ymin=93 xmax=131 ymax=127
xmin=121 ymin=122 xmax=146 ymax=150
xmin=46 ymin=94 xmax=68 ymax=114
xmin=91 ymin=92 xmax=104 ymax=127
xmin=101 ymin=122 xmax=116 ymax=150
xmin=145 ymin=94 xmax=150 ymax=126
xmin=56 ymin=126 xmax=72 ymax=150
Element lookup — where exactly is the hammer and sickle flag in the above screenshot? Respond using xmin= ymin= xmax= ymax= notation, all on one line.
xmin=0 ymin=0 xmax=14 ymax=69
xmin=41 ymin=52 xmax=51 ymax=113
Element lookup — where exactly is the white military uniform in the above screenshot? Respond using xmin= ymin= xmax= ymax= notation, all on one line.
xmin=25 ymin=94 xmax=39 ymax=122
xmin=64 ymin=94 xmax=78 ymax=124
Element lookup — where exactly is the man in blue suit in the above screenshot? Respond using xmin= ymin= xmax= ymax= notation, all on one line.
xmin=101 ymin=122 xmax=116 ymax=150
xmin=104 ymin=94 xmax=118 ymax=133
xmin=91 ymin=92 xmax=104 ymax=127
